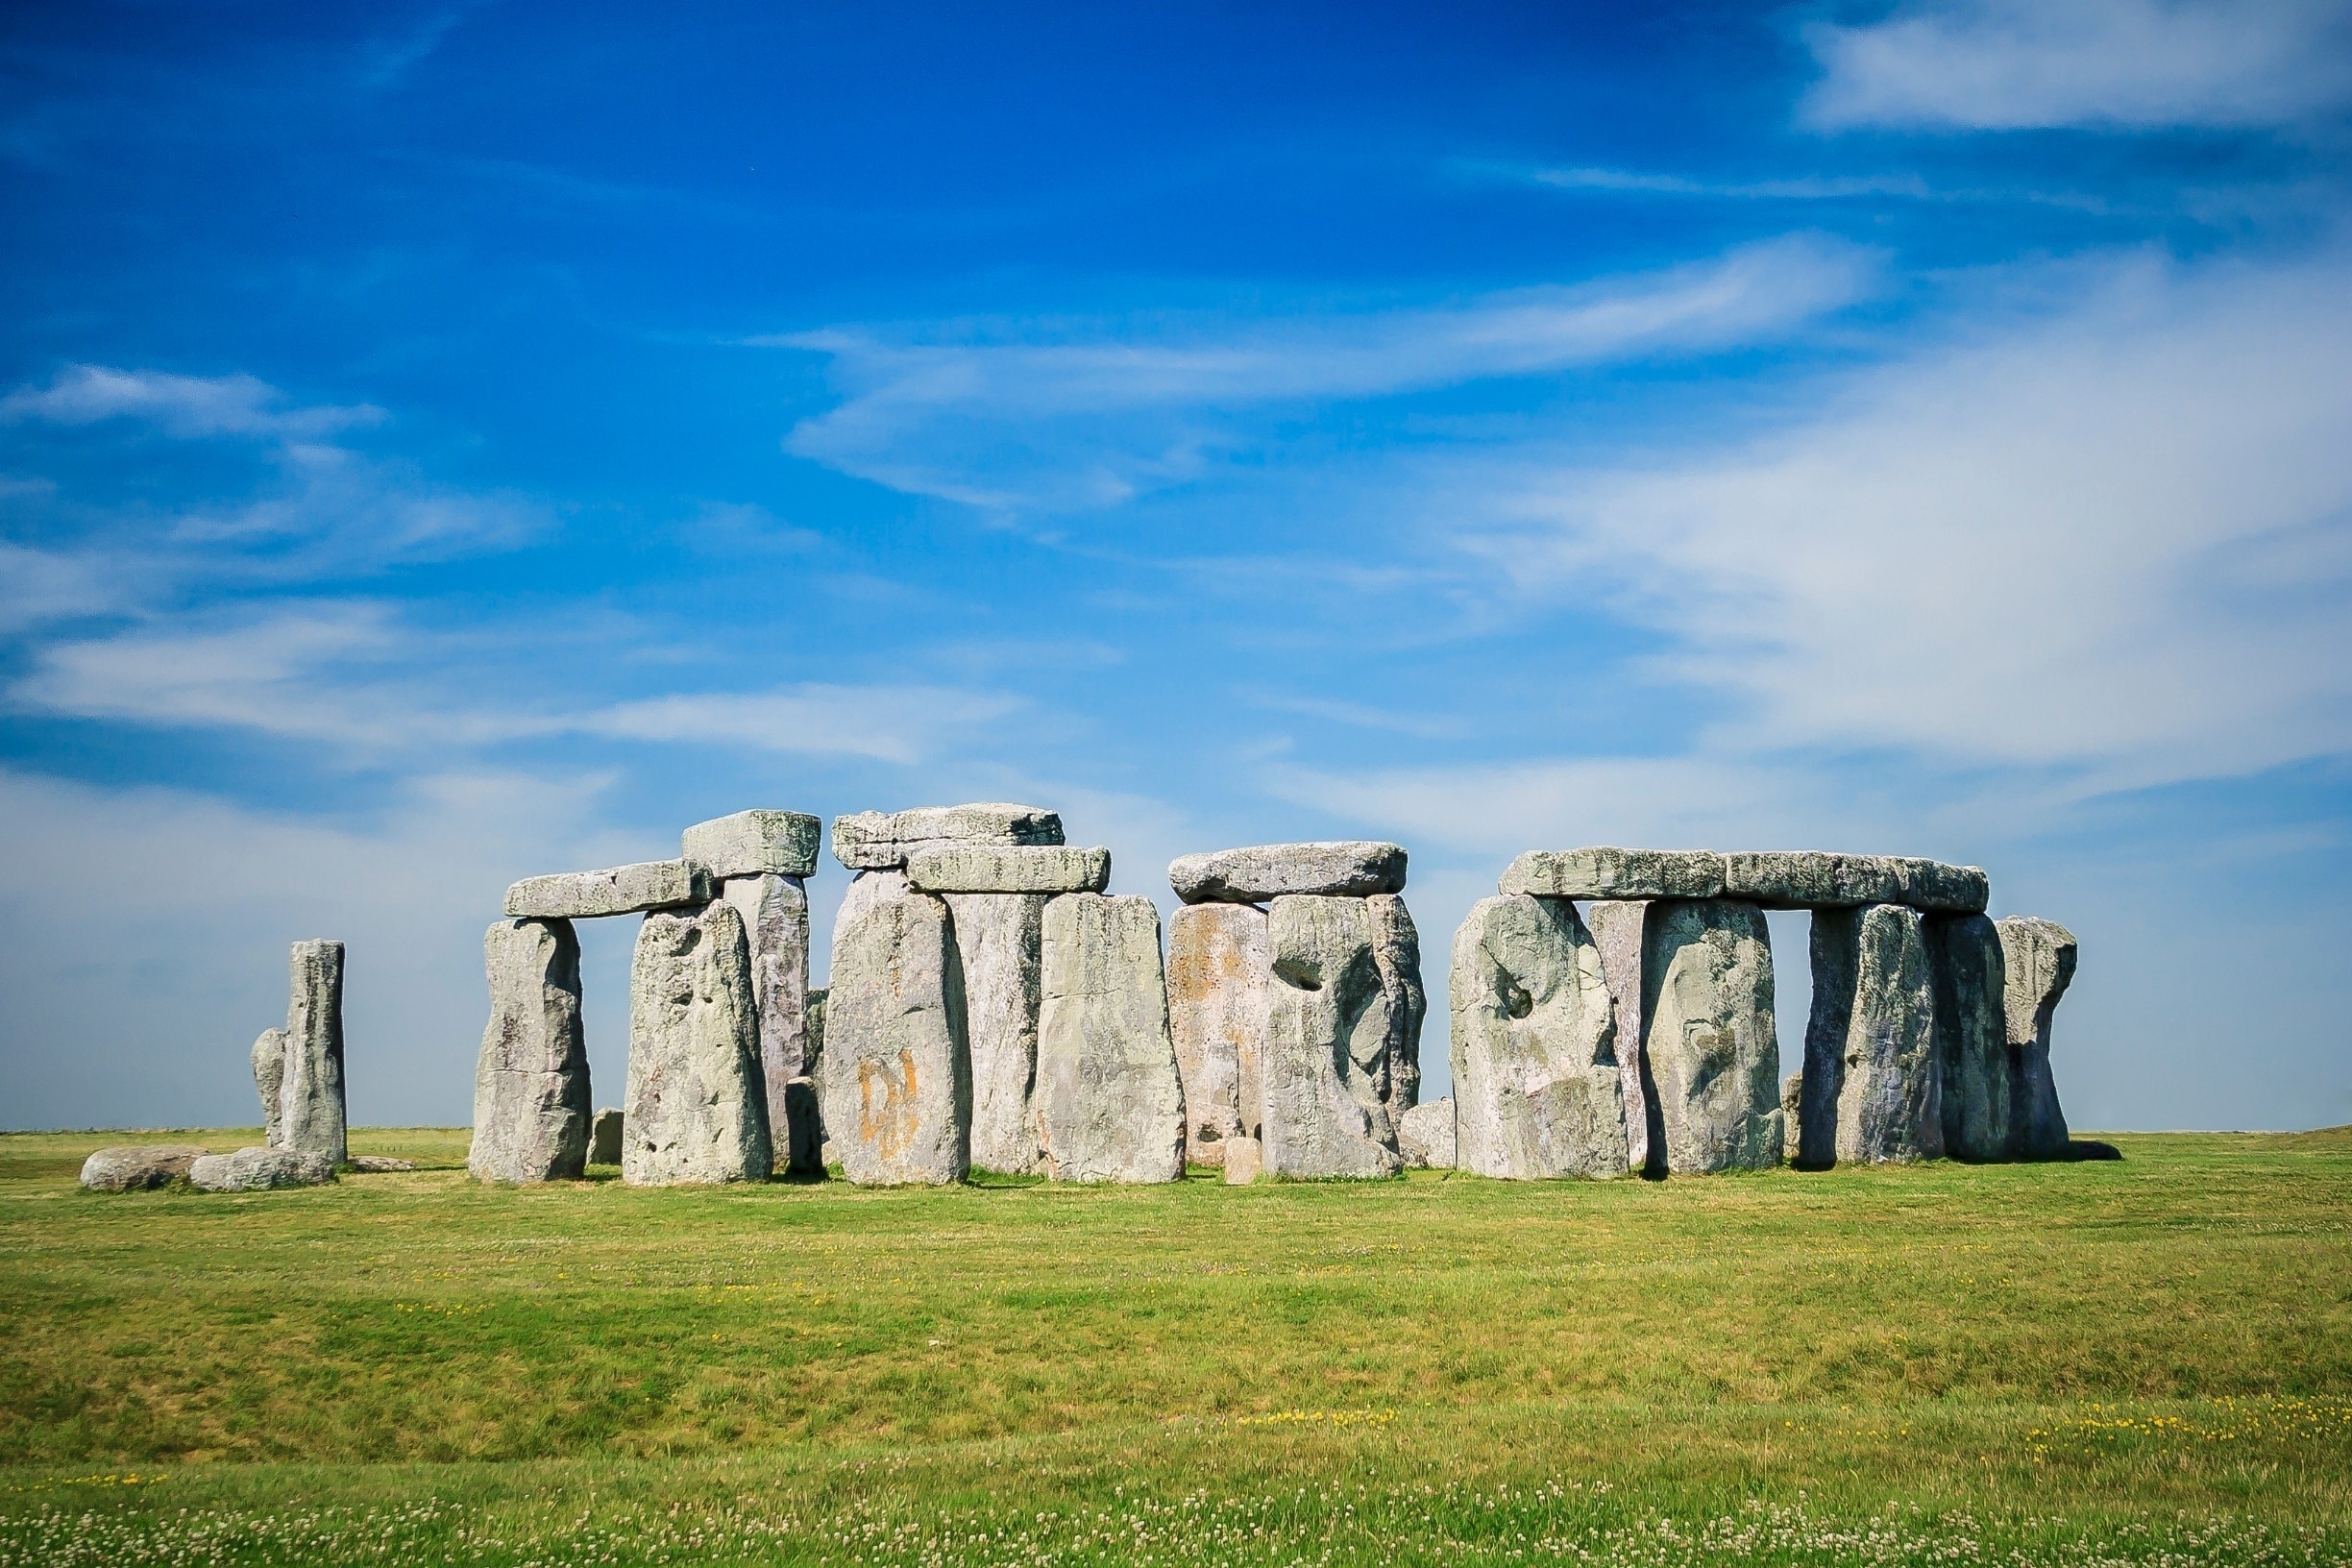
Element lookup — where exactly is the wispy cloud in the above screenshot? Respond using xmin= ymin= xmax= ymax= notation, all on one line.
xmin=0 ymin=365 xmax=383 ymax=440
xmin=1530 ymin=166 xmax=1937 ymax=201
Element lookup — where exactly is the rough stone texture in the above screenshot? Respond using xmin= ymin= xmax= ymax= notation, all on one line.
xmin=832 ymin=803 xmax=1064 ymax=871
xmin=469 ymin=918 xmax=591 ymax=1184
xmin=1640 ymin=899 xmax=1783 ymax=1173
xmin=590 ymin=1107 xmax=624 ymax=1164
xmin=1499 ymin=848 xmax=1726 ymax=902
xmin=189 ymin=1147 xmax=333 ymax=1191
xmin=1927 ymin=913 xmax=2012 ymax=1162
xmin=1779 ymin=1071 xmax=1804 ymax=1163
xmin=823 ymin=877 xmax=969 ymax=1185
xmin=1261 ymin=895 xmax=1402 ymax=1179
xmin=1583 ymin=900 xmax=1652 ymax=1173
xmin=721 ymin=873 xmax=817 ymax=1174
xmin=944 ymin=891 xmax=1048 ymax=1174
xmin=622 ymin=900 xmax=772 ymax=1186
xmin=1223 ymin=1135 xmax=1262 ymax=1184
xmin=1997 ymin=917 xmax=2078 ymax=1160
xmin=1397 ymin=1098 xmax=1457 ymax=1169
xmin=251 ymin=1028 xmax=287 ymax=1148
xmin=1035 ymin=894 xmax=1188 ymax=1183
xmin=1450 ymin=894 xmax=1629 ymax=1180
xmin=1801 ymin=904 xmax=1943 ymax=1167
xmin=909 ymin=845 xmax=1110 ymax=894
xmin=1169 ymin=842 xmax=1407 ymax=904
xmin=683 ymin=810 xmax=821 ymax=879
xmin=282 ymin=940 xmax=347 ymax=1166
xmin=80 ymin=1144 xmax=208 ymax=1191
xmin=1366 ymin=894 xmax=1425 ymax=1117
xmin=1723 ymin=851 xmax=1902 ymax=910
xmin=1166 ymin=901 xmax=1270 ymax=1167
xmin=1891 ymin=858 xmax=1991 ymax=915
xmin=504 ymin=860 xmax=711 ymax=919
xmin=346 ymin=1156 xmax=414 ymax=1172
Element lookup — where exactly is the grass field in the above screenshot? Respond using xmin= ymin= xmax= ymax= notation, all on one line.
xmin=1 ymin=1126 xmax=2346 ymax=1566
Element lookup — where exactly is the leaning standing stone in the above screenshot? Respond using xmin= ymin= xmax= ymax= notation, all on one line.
xmin=1997 ymin=917 xmax=2078 ymax=1159
xmin=469 ymin=918 xmax=591 ymax=1184
xmin=1449 ymin=894 xmax=1628 ymax=1180
xmin=1802 ymin=904 xmax=1942 ymax=1166
xmin=251 ymin=1028 xmax=287 ymax=1147
xmin=1365 ymin=894 xmax=1425 ymax=1117
xmin=1166 ymin=901 xmax=1270 ymax=1164
xmin=282 ymin=940 xmax=348 ymax=1166
xmin=623 ymin=901 xmax=771 ymax=1186
xmin=80 ymin=1144 xmax=208 ymax=1191
xmin=189 ymin=1147 xmax=333 ymax=1191
xmin=1927 ymin=913 xmax=2012 ymax=1162
xmin=1583 ymin=900 xmax=1652 ymax=1172
xmin=944 ymin=891 xmax=1048 ymax=1174
xmin=1035 ymin=893 xmax=1187 ymax=1183
xmin=720 ymin=873 xmax=817 ymax=1173
xmin=1641 ymin=900 xmax=1783 ymax=1172
xmin=823 ymin=875 xmax=969 ymax=1185
xmin=1262 ymin=894 xmax=1402 ymax=1179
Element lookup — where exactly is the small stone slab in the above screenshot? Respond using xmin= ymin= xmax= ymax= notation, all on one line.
xmin=1397 ymin=1099 xmax=1456 ymax=1169
xmin=1723 ymin=851 xmax=1901 ymax=909
xmin=589 ymin=1107 xmax=624 ymax=1165
xmin=1222 ymin=1135 xmax=1262 ymax=1184
xmin=346 ymin=1156 xmax=415 ymax=1172
xmin=189 ymin=1147 xmax=334 ymax=1191
xmin=1168 ymin=842 xmax=1407 ymax=904
xmin=1890 ymin=858 xmax=1990 ymax=914
xmin=80 ymin=1144 xmax=208 ymax=1192
xmin=504 ymin=860 xmax=712 ymax=919
xmin=1499 ymin=848 xmax=1726 ymax=901
xmin=907 ymin=844 xmax=1110 ymax=894
xmin=832 ymin=803 xmax=1064 ymax=870
xmin=683 ymin=810 xmax=821 ymax=879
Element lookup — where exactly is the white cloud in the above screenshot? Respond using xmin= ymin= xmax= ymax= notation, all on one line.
xmin=0 ymin=541 xmax=133 ymax=632
xmin=583 ymin=686 xmax=1026 ymax=764
xmin=1801 ymin=0 xmax=2352 ymax=132
xmin=0 ymin=365 xmax=383 ymax=440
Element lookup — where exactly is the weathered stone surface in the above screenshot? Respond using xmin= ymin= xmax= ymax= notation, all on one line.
xmin=1583 ymin=900 xmax=1653 ymax=1173
xmin=823 ymin=877 xmax=969 ymax=1185
xmin=1036 ymin=894 xmax=1187 ymax=1183
xmin=1801 ymin=904 xmax=1943 ymax=1166
xmin=1641 ymin=900 xmax=1783 ymax=1172
xmin=80 ymin=1144 xmax=208 ymax=1191
xmin=945 ymin=891 xmax=1048 ymax=1174
xmin=1499 ymin=848 xmax=1726 ymax=902
xmin=721 ymin=873 xmax=817 ymax=1174
xmin=1927 ymin=913 xmax=2012 ymax=1162
xmin=832 ymin=803 xmax=1064 ymax=871
xmin=1891 ymin=858 xmax=1991 ymax=915
xmin=1166 ymin=901 xmax=1269 ymax=1166
xmin=1223 ymin=1135 xmax=1262 ymax=1184
xmin=189 ymin=1146 xmax=333 ymax=1191
xmin=589 ymin=1107 xmax=624 ymax=1164
xmin=909 ymin=845 xmax=1110 ymax=894
xmin=781 ymin=1079 xmax=821 ymax=1175
xmin=505 ymin=860 xmax=711 ymax=919
xmin=470 ymin=918 xmax=591 ymax=1184
xmin=622 ymin=900 xmax=772 ymax=1186
xmin=346 ymin=1156 xmax=414 ymax=1173
xmin=1397 ymin=1098 xmax=1457 ymax=1169
xmin=1450 ymin=895 xmax=1629 ymax=1180
xmin=683 ymin=809 xmax=821 ymax=879
xmin=251 ymin=1028 xmax=287 ymax=1148
xmin=1723 ymin=851 xmax=1901 ymax=910
xmin=1366 ymin=894 xmax=1425 ymax=1117
xmin=1169 ymin=843 xmax=1407 ymax=904
xmin=1779 ymin=1071 xmax=1804 ymax=1162
xmin=1262 ymin=895 xmax=1402 ymax=1179
xmin=282 ymin=940 xmax=347 ymax=1166
xmin=1997 ymin=917 xmax=2077 ymax=1160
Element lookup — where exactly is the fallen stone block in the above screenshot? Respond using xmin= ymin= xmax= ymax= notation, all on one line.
xmin=832 ymin=803 xmax=1064 ymax=871
xmin=1997 ymin=916 xmax=2078 ymax=1160
xmin=1169 ymin=842 xmax=1407 ymax=904
xmin=505 ymin=860 xmax=712 ymax=919
xmin=1223 ymin=1135 xmax=1262 ymax=1184
xmin=80 ymin=1144 xmax=208 ymax=1192
xmin=909 ymin=844 xmax=1110 ymax=894
xmin=682 ymin=809 xmax=821 ymax=880
xmin=946 ymin=890 xmax=1048 ymax=1174
xmin=1450 ymin=894 xmax=1628 ymax=1180
xmin=721 ymin=872 xmax=817 ymax=1174
xmin=1583 ymin=900 xmax=1653 ymax=1173
xmin=251 ymin=1027 xmax=287 ymax=1148
xmin=1499 ymin=847 xmax=1726 ymax=902
xmin=1262 ymin=894 xmax=1402 ymax=1179
xmin=1723 ymin=851 xmax=1901 ymax=910
xmin=1890 ymin=858 xmax=1990 ymax=914
xmin=282 ymin=940 xmax=348 ymax=1166
xmin=1035 ymin=893 xmax=1187 ymax=1183
xmin=1166 ymin=901 xmax=1270 ymax=1165
xmin=189 ymin=1147 xmax=333 ymax=1191
xmin=623 ymin=900 xmax=772 ymax=1186
xmin=346 ymin=1156 xmax=415 ymax=1173
xmin=1642 ymin=899 xmax=1783 ymax=1172
xmin=823 ymin=874 xmax=969 ymax=1185
xmin=1927 ymin=913 xmax=2012 ymax=1162
xmin=1802 ymin=903 xmax=1943 ymax=1166
xmin=1397 ymin=1098 xmax=1456 ymax=1169
xmin=470 ymin=918 xmax=592 ymax=1184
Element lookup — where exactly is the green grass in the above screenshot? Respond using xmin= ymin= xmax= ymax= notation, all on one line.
xmin=1 ymin=1126 xmax=2346 ymax=1565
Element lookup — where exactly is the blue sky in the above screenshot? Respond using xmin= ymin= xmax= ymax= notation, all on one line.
xmin=3 ymin=0 xmax=2348 ymax=1133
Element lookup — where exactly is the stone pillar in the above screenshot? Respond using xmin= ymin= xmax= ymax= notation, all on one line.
xmin=1262 ymin=894 xmax=1402 ymax=1179
xmin=1166 ymin=900 xmax=1270 ymax=1164
xmin=1802 ymin=903 xmax=1943 ymax=1166
xmin=1448 ymin=894 xmax=1629 ymax=1179
xmin=282 ymin=940 xmax=347 ymax=1166
xmin=251 ymin=1028 xmax=287 ymax=1147
xmin=1640 ymin=900 xmax=1782 ymax=1173
xmin=1582 ymin=900 xmax=1652 ymax=1173
xmin=622 ymin=900 xmax=771 ymax=1186
xmin=821 ymin=871 xmax=969 ymax=1185
xmin=1997 ymin=917 xmax=2077 ymax=1159
xmin=1927 ymin=913 xmax=2012 ymax=1162
xmin=720 ymin=873 xmax=817 ymax=1173
xmin=1034 ymin=893 xmax=1187 ymax=1182
xmin=943 ymin=892 xmax=1048 ymax=1174
xmin=470 ymin=917 xmax=592 ymax=1184
xmin=1366 ymin=894 xmax=1425 ymax=1116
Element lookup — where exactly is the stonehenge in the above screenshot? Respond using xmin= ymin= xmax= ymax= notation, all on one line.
xmin=1642 ymin=899 xmax=1784 ymax=1173
xmin=244 ymin=942 xmax=349 ymax=1168
xmin=822 ymin=869 xmax=971 ymax=1185
xmin=1449 ymin=894 xmax=1628 ymax=1179
xmin=1262 ymin=894 xmax=1407 ymax=1179
xmin=1998 ymin=917 xmax=2078 ymax=1159
xmin=1166 ymin=901 xmax=1269 ymax=1165
xmin=470 ymin=917 xmax=591 ymax=1184
xmin=1035 ymin=893 xmax=1188 ymax=1183
xmin=1799 ymin=903 xmax=1940 ymax=1167
xmin=623 ymin=899 xmax=771 ymax=1185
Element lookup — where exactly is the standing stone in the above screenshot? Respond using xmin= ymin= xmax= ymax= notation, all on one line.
xmin=823 ymin=876 xmax=969 ymax=1185
xmin=282 ymin=940 xmax=347 ymax=1166
xmin=469 ymin=918 xmax=592 ymax=1184
xmin=945 ymin=891 xmax=1048 ymax=1173
xmin=1801 ymin=904 xmax=1943 ymax=1166
xmin=1166 ymin=901 xmax=1271 ymax=1164
xmin=721 ymin=873 xmax=817 ymax=1173
xmin=1396 ymin=1098 xmax=1457 ymax=1169
xmin=1449 ymin=894 xmax=1629 ymax=1180
xmin=1262 ymin=895 xmax=1402 ymax=1179
xmin=590 ymin=1107 xmax=624 ymax=1165
xmin=251 ymin=1028 xmax=287 ymax=1147
xmin=1583 ymin=900 xmax=1652 ymax=1173
xmin=1640 ymin=900 xmax=1783 ymax=1173
xmin=1169 ymin=842 xmax=1407 ymax=903
xmin=1927 ymin=913 xmax=2012 ymax=1162
xmin=1222 ymin=1135 xmax=1262 ymax=1184
xmin=622 ymin=900 xmax=771 ymax=1186
xmin=1035 ymin=893 xmax=1187 ymax=1183
xmin=1997 ymin=917 xmax=2078 ymax=1159
xmin=1366 ymin=894 xmax=1425 ymax=1116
